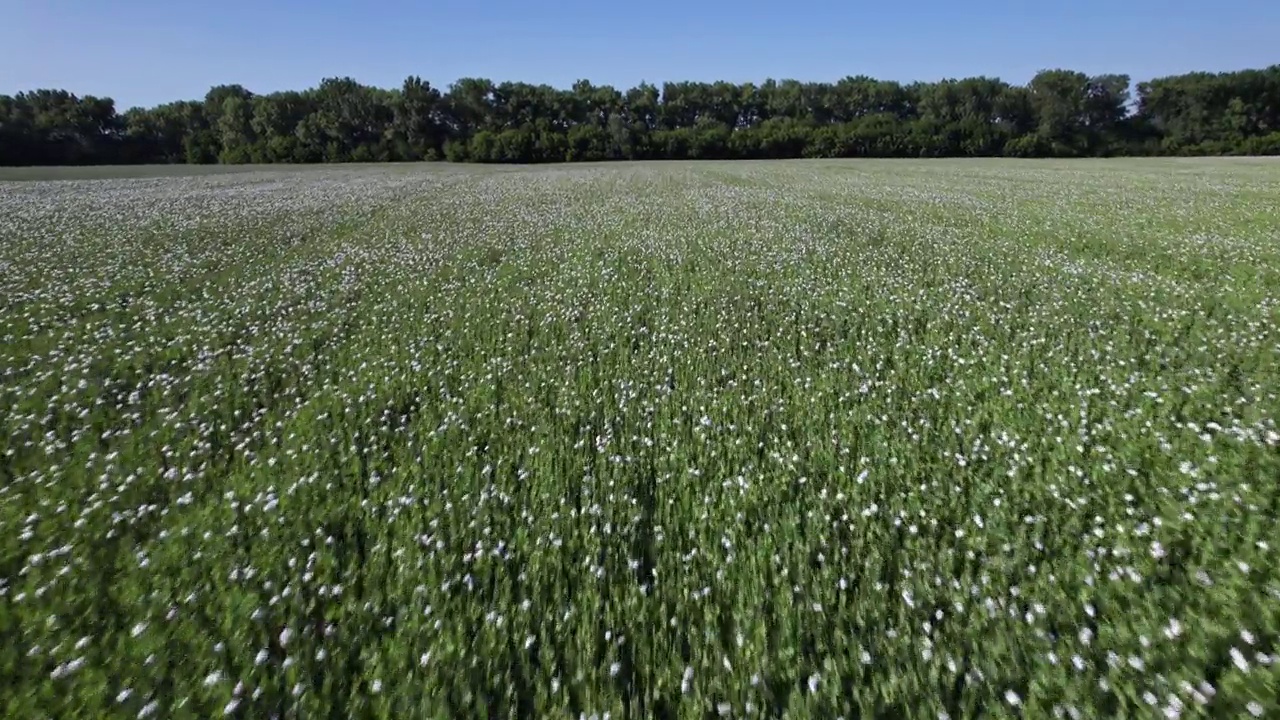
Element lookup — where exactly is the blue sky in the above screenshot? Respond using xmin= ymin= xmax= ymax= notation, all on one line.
xmin=2 ymin=0 xmax=1277 ymax=109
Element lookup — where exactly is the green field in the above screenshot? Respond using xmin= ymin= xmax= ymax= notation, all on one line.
xmin=2 ymin=159 xmax=1278 ymax=719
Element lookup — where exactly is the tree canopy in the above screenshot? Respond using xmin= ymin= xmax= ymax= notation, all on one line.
xmin=3 ymin=66 xmax=1279 ymax=165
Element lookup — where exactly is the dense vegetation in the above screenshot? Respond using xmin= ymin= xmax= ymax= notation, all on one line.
xmin=2 ymin=160 xmax=1279 ymax=718
xmin=2 ymin=66 xmax=1279 ymax=165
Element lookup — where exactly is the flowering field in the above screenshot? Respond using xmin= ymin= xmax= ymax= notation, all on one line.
xmin=2 ymin=159 xmax=1278 ymax=719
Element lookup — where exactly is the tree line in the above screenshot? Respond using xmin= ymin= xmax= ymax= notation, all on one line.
xmin=2 ymin=66 xmax=1279 ymax=166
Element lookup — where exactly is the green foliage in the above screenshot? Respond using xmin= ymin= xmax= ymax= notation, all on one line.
xmin=442 ymin=138 xmax=469 ymax=162
xmin=3 ymin=160 xmax=1280 ymax=717
xmin=1243 ymin=131 xmax=1280 ymax=155
xmin=2 ymin=65 xmax=1279 ymax=165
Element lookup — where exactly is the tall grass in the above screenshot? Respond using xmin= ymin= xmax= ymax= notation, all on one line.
xmin=2 ymin=159 xmax=1278 ymax=719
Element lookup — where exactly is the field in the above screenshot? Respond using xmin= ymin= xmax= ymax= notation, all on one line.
xmin=2 ymin=159 xmax=1279 ymax=719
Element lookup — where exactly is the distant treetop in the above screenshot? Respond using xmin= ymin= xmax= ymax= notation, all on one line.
xmin=2 ymin=66 xmax=1278 ymax=165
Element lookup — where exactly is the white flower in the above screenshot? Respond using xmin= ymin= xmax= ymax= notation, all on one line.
xmin=1230 ymin=647 xmax=1249 ymax=671
xmin=51 ymin=657 xmax=85 ymax=679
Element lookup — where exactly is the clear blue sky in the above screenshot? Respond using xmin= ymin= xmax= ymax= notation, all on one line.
xmin=2 ymin=0 xmax=1277 ymax=109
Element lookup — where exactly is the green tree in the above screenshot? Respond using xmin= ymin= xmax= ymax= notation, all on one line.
xmin=5 ymin=64 xmax=1280 ymax=166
